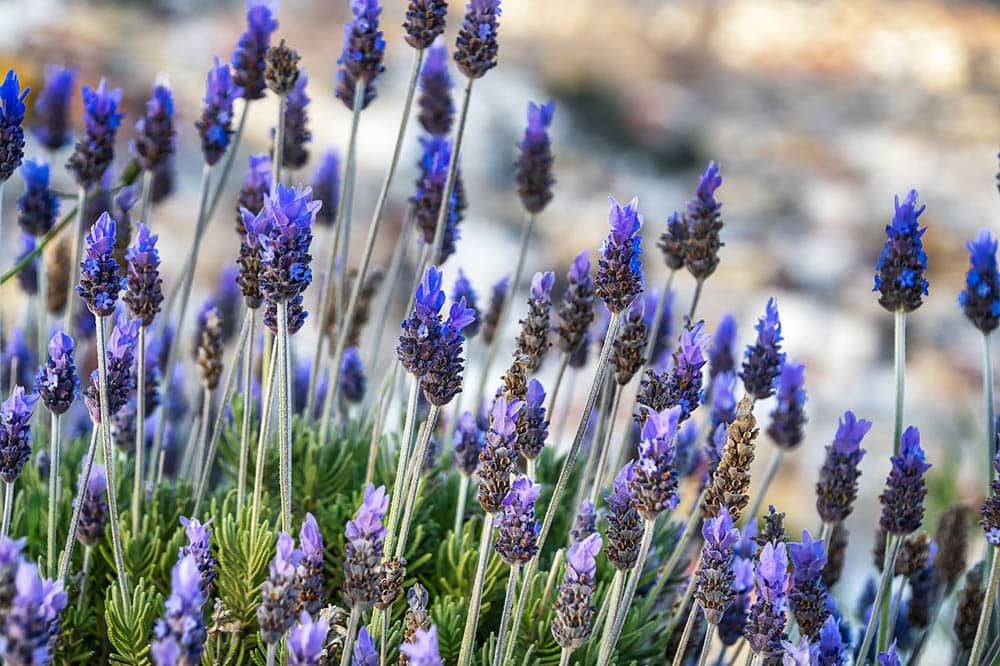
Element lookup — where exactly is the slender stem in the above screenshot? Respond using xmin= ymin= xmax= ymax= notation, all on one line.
xmin=65 ymin=186 xmax=88 ymax=333
xmin=265 ymin=643 xmax=276 ymax=666
xmin=206 ymin=102 xmax=251 ymax=222
xmin=237 ymin=314 xmax=256 ymax=514
xmin=58 ymin=430 xmax=99 ymax=582
xmin=78 ymin=546 xmax=92 ymax=605
xmin=971 ymin=550 xmax=1000 ymax=666
xmin=457 ymin=515 xmax=494 ymax=666
xmin=572 ymin=376 xmax=611 ymax=522
xmin=644 ymin=489 xmax=706 ymax=617
xmin=664 ymin=558 xmax=700 ymax=648
xmin=892 ymin=309 xmax=906 ymax=455
xmin=644 ymin=271 xmax=676 ymax=367
xmin=382 ymin=375 xmax=420 ymax=558
xmin=366 ymin=207 xmax=415 ymax=377
xmin=430 ymin=77 xmax=474 ymax=265
xmin=593 ymin=570 xmax=625 ymax=664
xmin=37 ymin=262 xmax=48 ymax=362
xmin=687 ymin=279 xmax=704 ymax=323
xmin=95 ymin=315 xmax=130 ymax=600
xmin=744 ymin=449 xmax=784 ymax=525
xmin=454 ymin=474 xmax=470 ymax=541
xmin=341 ymin=607 xmax=361 ymax=666
xmin=364 ymin=391 xmax=386 ymax=485
xmin=588 ymin=383 xmax=622 ymax=505
xmin=139 ymin=169 xmax=154 ymax=226
xmin=250 ymin=337 xmax=278 ymax=548
xmin=191 ymin=390 xmax=212 ymax=483
xmin=312 ymin=81 xmax=367 ymax=420
xmin=559 ymin=648 xmax=572 ymax=666
xmin=271 ymin=97 xmax=286 ymax=197
xmin=194 ymin=309 xmax=251 ymax=514
xmin=394 ymin=405 xmax=441 ymax=560
xmin=537 ymin=547 xmax=564 ymax=619
xmin=0 ymin=481 xmax=12 ymax=537
xmin=858 ymin=535 xmax=902 ymax=661
xmin=131 ymin=325 xmax=146 ymax=534
xmin=47 ymin=412 xmax=61 ymax=578
xmin=673 ymin=604 xmax=700 ymax=666
xmin=985 ymin=333 xmax=995 ymax=485
xmin=277 ymin=301 xmax=292 ymax=532
xmin=599 ymin=520 xmax=655 ymax=666
xmin=695 ymin=623 xmax=716 ymax=666
xmin=493 ymin=566 xmax=520 ymax=665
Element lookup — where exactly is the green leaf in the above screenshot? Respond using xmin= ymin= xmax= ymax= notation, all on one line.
xmin=105 ymin=578 xmax=163 ymax=666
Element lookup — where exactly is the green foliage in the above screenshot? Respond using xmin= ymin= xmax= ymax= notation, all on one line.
xmin=105 ymin=579 xmax=163 ymax=666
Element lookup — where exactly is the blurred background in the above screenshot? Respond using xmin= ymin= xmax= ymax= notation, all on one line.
xmin=2 ymin=0 xmax=1000 ymax=640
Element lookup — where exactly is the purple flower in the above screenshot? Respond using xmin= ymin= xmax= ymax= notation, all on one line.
xmin=31 ymin=65 xmax=75 ymax=152
xmin=83 ymin=315 xmax=140 ymax=423
xmin=454 ymin=0 xmax=502 ymax=79
xmin=959 ymin=229 xmax=1000 ymax=333
xmin=744 ymin=541 xmax=789 ymax=659
xmin=481 ymin=275 xmax=510 ymax=346
xmin=983 ymin=453 xmax=1000 ymax=545
xmin=75 ymin=457 xmax=107 ymax=547
xmin=405 ymin=0 xmax=448 ymax=49
xmin=452 ymin=269 xmax=481 ymax=338
xmin=718 ymin=555 xmax=754 ymax=645
xmin=552 ymin=533 xmax=601 ymax=649
xmin=781 ymin=636 xmax=812 ymax=666
xmin=664 ymin=321 xmax=711 ymax=422
xmin=353 ymin=625 xmax=378 ymax=666
xmin=565 ymin=532 xmax=601 ymax=585
xmin=132 ymin=80 xmax=176 ymax=172
xmin=874 ymin=190 xmax=928 ymax=313
xmin=196 ymin=58 xmax=242 ymax=166
xmin=422 ymin=296 xmax=476 ymax=407
xmin=0 ymin=387 xmax=38 ymax=484
xmin=516 ymin=101 xmax=555 ymax=214
xmin=596 ymin=196 xmax=643 ymax=313
xmin=124 ymin=223 xmax=163 ymax=327
xmin=658 ymin=210 xmax=688 ymax=272
xmin=556 ymin=250 xmax=596 ymax=355
xmin=297 ymin=513 xmax=325 ymax=615
xmin=180 ymin=517 xmax=217 ymax=598
xmin=16 ymin=157 xmax=59 ymax=237
xmin=258 ymin=532 xmax=303 ymax=645
xmin=412 ymin=136 xmax=464 ymax=263
xmin=696 ymin=506 xmax=740 ymax=624
xmin=879 ymin=426 xmax=930 ymax=535
xmin=569 ymin=499 xmax=597 ymax=545
xmin=288 ymin=612 xmax=329 ymax=666
xmin=605 ymin=464 xmax=643 ymax=571
xmin=310 ymin=150 xmax=339 ymax=226
xmin=740 ymin=298 xmax=785 ymax=400
xmin=519 ymin=379 xmax=549 ymax=460
xmin=344 ymin=484 xmax=389 ymax=610
xmin=14 ymin=235 xmax=37 ymax=296
xmin=399 ymin=626 xmax=442 ymax=666
xmin=340 ymin=348 xmax=367 ymax=404
xmin=788 ymin=530 xmax=830 ymax=639
xmin=708 ymin=313 xmax=738 ymax=379
xmin=814 ymin=615 xmax=847 ymax=666
xmin=278 ymin=71 xmax=311 ymax=170
xmin=477 ymin=395 xmax=522 ymax=513
xmin=0 ymin=561 xmax=66 ymax=665
xmin=398 ymin=265 xmax=447 ymax=378
xmin=418 ymin=40 xmax=454 ymax=135
xmin=629 ymin=405 xmax=683 ymax=519
xmin=152 ymin=554 xmax=206 ymax=666
xmin=453 ymin=410 xmax=484 ymax=476
xmin=66 ymin=79 xmax=123 ymax=189
xmin=767 ymin=361 xmax=807 ymax=449
xmin=0 ymin=70 xmax=28 ymax=183
xmin=335 ymin=0 xmax=386 ymax=110
xmin=684 ymin=161 xmax=724 ymax=281
xmin=231 ymin=0 xmax=278 ymax=100
xmin=495 ymin=475 xmax=541 ymax=565
xmin=876 ymin=641 xmax=901 ymax=666
xmin=77 ymin=211 xmax=125 ymax=316
xmin=35 ymin=331 xmax=79 ymax=416
xmin=815 ymin=410 xmax=870 ymax=524
xmin=0 ymin=537 xmax=24 ymax=611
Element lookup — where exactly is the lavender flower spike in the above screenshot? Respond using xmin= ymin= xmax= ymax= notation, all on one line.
xmin=658 ymin=210 xmax=688 ymax=272
xmin=515 ymin=271 xmax=555 ymax=372
xmin=32 ymin=65 xmax=75 ymax=152
xmin=132 ymin=78 xmax=176 ymax=173
xmin=605 ymin=464 xmax=642 ymax=571
xmin=0 ymin=387 xmax=38 ymax=484
xmin=422 ymin=297 xmax=476 ymax=406
xmin=453 ymin=411 xmax=484 ymax=476
xmin=35 ymin=331 xmax=79 ymax=416
xmin=788 ymin=529 xmax=830 ymax=640
xmin=982 ymin=452 xmax=1000 ymax=545
xmin=665 ymin=320 xmax=712 ymax=422
xmin=279 ymin=71 xmax=311 ymax=170
xmin=343 ymin=484 xmax=389 ymax=610
xmin=412 ymin=136 xmax=464 ymax=263
xmin=310 ymin=150 xmax=339 ymax=226
xmin=744 ymin=541 xmax=789 ymax=661
xmin=0 ymin=70 xmax=28 ymax=183
xmin=398 ymin=265 xmax=447 ymax=377
xmin=879 ymin=426 xmax=930 ymax=536
xmin=780 ymin=636 xmax=812 ymax=666
xmin=596 ymin=196 xmax=643 ymax=313
xmin=124 ymin=223 xmax=163 ymax=327
xmin=874 ymin=190 xmax=928 ymax=313
xmin=77 ymin=211 xmax=125 ymax=317
xmin=876 ymin=641 xmax=901 ymax=666
xmin=555 ymin=250 xmax=596 ymax=355
xmin=399 ymin=626 xmax=443 ymax=666
xmin=695 ymin=506 xmax=740 ymax=625
xmin=405 ymin=0 xmax=448 ymax=49
xmin=629 ymin=404 xmax=683 ymax=520
xmin=454 ymin=0 xmax=502 ymax=80
xmin=258 ymin=532 xmax=304 ymax=645
xmin=815 ymin=410 xmax=871 ymax=524
xmin=196 ymin=58 xmax=242 ymax=166
xmin=552 ymin=532 xmax=602 ymax=649
xmin=708 ymin=312 xmax=738 ymax=379
xmin=767 ymin=361 xmax=807 ymax=449
xmin=288 ymin=612 xmax=330 ymax=666
xmin=740 ymin=297 xmax=785 ymax=401
xmin=0 ymin=561 xmax=67 ymax=665
xmin=66 ymin=79 xmax=123 ymax=189
xmin=495 ymin=475 xmax=541 ymax=565
xmin=83 ymin=316 xmax=141 ymax=422
xmin=814 ymin=615 xmax=847 ymax=666
xmin=353 ymin=626 xmax=378 ymax=666
xmin=180 ymin=516 xmax=217 ymax=598
xmin=520 ymin=379 xmax=549 ymax=461
xmin=152 ymin=554 xmax=207 ymax=666
xmin=75 ymin=457 xmax=107 ymax=546
xmin=17 ymin=157 xmax=59 ymax=237
xmin=335 ymin=0 xmax=386 ymax=110
xmin=477 ymin=394 xmax=522 ymax=513
xmin=418 ymin=39 xmax=454 ymax=136
xmin=960 ymin=229 xmax=1000 ymax=333
xmin=297 ymin=513 xmax=325 ymax=615
xmin=516 ymin=101 xmax=555 ymax=214
xmin=231 ymin=0 xmax=278 ymax=101
xmin=684 ymin=161 xmax=724 ymax=281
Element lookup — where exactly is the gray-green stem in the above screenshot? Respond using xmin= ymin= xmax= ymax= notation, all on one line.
xmin=454 ymin=474 xmax=470 ymax=541
xmin=429 ymin=77 xmax=474 ymax=265
xmin=457 ymin=515 xmax=494 ymax=666
xmin=250 ymin=338 xmax=278 ymax=550
xmin=493 ymin=566 xmax=520 ymax=666
xmin=58 ymin=429 xmax=99 ymax=582
xmin=588 ymin=382 xmax=623 ymax=505
xmin=131 ymin=325 xmax=146 ymax=535
xmin=65 ymin=186 xmax=88 ymax=334
xmin=365 ymin=207 xmax=415 ymax=378
xmin=0 ymin=482 xmax=12 ymax=537
xmin=673 ymin=603 xmax=700 ymax=666
xmin=687 ymin=279 xmax=704 ymax=323
xmin=985 ymin=332 xmax=995 ymax=487
xmin=593 ymin=570 xmax=625 ymax=666
xmin=46 ymin=412 xmax=61 ymax=578
xmin=858 ymin=534 xmax=901 ymax=661
xmin=237 ymin=313 xmax=256 ymax=514
xmin=277 ymin=301 xmax=292 ymax=532
xmin=745 ymin=449 xmax=784 ymax=526
xmin=643 ymin=488 xmax=706 ymax=617
xmin=394 ymin=405 xmax=441 ymax=560
xmin=972 ymin=548 xmax=1000 ymax=666
xmin=382 ymin=375 xmax=420 ymax=559
xmin=341 ymin=607 xmax=361 ymax=666
xmin=598 ymin=519 xmax=655 ymax=665
xmin=695 ymin=621 xmax=715 ymax=666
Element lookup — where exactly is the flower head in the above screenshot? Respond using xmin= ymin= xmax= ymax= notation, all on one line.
xmin=516 ymin=101 xmax=555 ymax=214
xmin=658 ymin=210 xmax=688 ymax=271
xmin=0 ymin=561 xmax=66 ymax=666
xmin=874 ymin=190 xmax=928 ymax=313
xmin=124 ymin=223 xmax=163 ymax=327
xmin=612 ymin=297 xmax=647 ymax=385
xmin=405 ymin=0 xmax=448 ymax=49
xmin=399 ymin=626 xmax=442 ymax=666
xmin=231 ymin=0 xmax=278 ymax=100
xmin=477 ymin=395 xmax=522 ymax=512
xmin=16 ymin=157 xmax=59 ymax=237
xmin=629 ymin=405 xmax=683 ymax=519
xmin=683 ymin=161 xmax=724 ymax=281
xmin=296 ymin=513 xmax=325 ymax=615
xmin=343 ymin=484 xmax=389 ymax=610
xmin=32 ymin=65 xmax=75 ymax=151
xmin=278 ymin=71 xmax=311 ymax=169
xmin=152 ymin=555 xmax=206 ymax=665
xmin=664 ymin=320 xmax=712 ymax=422
xmin=605 ymin=464 xmax=643 ymax=570
xmin=287 ymin=612 xmax=329 ymax=666
xmin=960 ymin=229 xmax=1000 ymax=333
xmin=696 ymin=506 xmax=740 ymax=624
xmin=596 ymin=197 xmax=643 ymax=313
xmin=767 ymin=361 xmax=807 ymax=449
xmin=418 ymin=39 xmax=454 ymax=135
xmin=0 ymin=387 xmax=38 ymax=484
xmin=412 ymin=136 xmax=464 ymax=263
xmin=75 ymin=457 xmax=108 ymax=546
xmin=0 ymin=70 xmax=29 ymax=183
xmin=453 ymin=410 xmax=484 ymax=477
xmin=398 ymin=265 xmax=448 ymax=378
xmin=83 ymin=315 xmax=140 ymax=422
xmin=132 ymin=80 xmax=176 ymax=172
xmin=814 ymin=615 xmax=847 ymax=666
xmin=515 ymin=271 xmax=555 ymax=373
xmin=877 ymin=642 xmax=901 ymax=666
xmin=454 ymin=0 xmax=502 ymax=79
xmin=744 ymin=541 xmax=789 ymax=658
xmin=180 ymin=516 xmax=217 ymax=598
xmin=552 ymin=532 xmax=601 ymax=649
xmin=196 ymin=58 xmax=242 ymax=166
xmin=35 ymin=331 xmax=79 ymax=416
xmin=335 ymin=0 xmax=386 ymax=110
xmin=77 ymin=212 xmax=125 ymax=316
xmin=258 ymin=533 xmax=302 ymax=645
xmin=66 ymin=79 xmax=123 ymax=189
xmin=555 ymin=250 xmax=596 ymax=355
xmin=781 ymin=636 xmax=812 ymax=666
xmin=708 ymin=313 xmax=738 ymax=379
xmin=353 ymin=626 xmax=378 ymax=666
xmin=481 ymin=275 xmax=509 ymax=346
xmin=310 ymin=150 xmax=339 ymax=226
xmin=879 ymin=426 xmax=930 ymax=536
xmin=815 ymin=410 xmax=870 ymax=524
xmin=495 ymin=475 xmax=541 ymax=565
xmin=740 ymin=298 xmax=785 ymax=400
xmin=519 ymin=379 xmax=549 ymax=460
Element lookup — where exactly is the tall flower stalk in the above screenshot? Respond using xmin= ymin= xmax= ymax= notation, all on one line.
xmin=0 ymin=70 xmax=29 ymax=254
xmin=682 ymin=162 xmax=723 ymax=320
xmin=341 ymin=484 xmax=389 ymax=666
xmin=0 ymin=386 xmax=37 ymax=537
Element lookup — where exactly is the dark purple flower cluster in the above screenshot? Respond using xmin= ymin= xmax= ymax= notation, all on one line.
xmin=124 ymin=223 xmax=163 ymax=327
xmin=35 ymin=332 xmax=79 ymax=416
xmin=744 ymin=541 xmax=789 ymax=660
xmin=708 ymin=313 xmax=738 ymax=380
xmin=258 ymin=533 xmax=303 ymax=646
xmin=297 ymin=513 xmax=325 ymax=616
xmin=343 ymin=484 xmax=389 ymax=610
xmin=75 ymin=457 xmax=107 ymax=546
xmin=873 ymin=190 xmax=928 ymax=313
xmin=454 ymin=0 xmax=502 ymax=79
xmin=481 ymin=275 xmax=509 ymax=346
xmin=879 ymin=426 xmax=930 ymax=536
xmin=477 ymin=396 xmax=521 ymax=513
xmin=422 ymin=293 xmax=475 ymax=407
xmin=605 ymin=464 xmax=643 ymax=570
xmin=279 ymin=72 xmax=311 ymax=170
xmin=555 ymin=251 xmax=596 ymax=355
xmin=657 ymin=211 xmax=688 ymax=272
xmin=77 ymin=212 xmax=125 ymax=317
xmin=231 ymin=0 xmax=278 ymax=101
xmin=494 ymin=475 xmax=540 ymax=565
xmin=569 ymin=500 xmax=597 ymax=545
xmin=14 ymin=236 xmax=37 ymax=297
xmin=815 ymin=411 xmax=871 ymax=525
xmin=309 ymin=151 xmax=339 ymax=226
xmin=983 ymin=453 xmax=1000 ymax=546
xmin=596 ymin=197 xmax=643 ymax=314
xmin=0 ymin=70 xmax=28 ymax=183
xmin=0 ymin=388 xmax=37 ymax=484
xmin=696 ymin=506 xmax=740 ymax=625
xmin=515 ymin=101 xmax=555 ymax=214
xmin=412 ymin=136 xmax=463 ymax=263
xmin=611 ymin=297 xmax=647 ymax=385
xmin=84 ymin=317 xmax=140 ymax=423
xmin=0 ymin=559 xmax=67 ymax=665
xmin=66 ymin=80 xmax=122 ymax=189
xmin=788 ymin=530 xmax=830 ymax=640
xmin=335 ymin=0 xmax=386 ymax=110
xmin=453 ymin=411 xmax=484 ymax=476
xmin=132 ymin=80 xmax=176 ymax=172
xmin=152 ymin=554 xmax=207 ymax=665
xmin=404 ymin=0 xmax=448 ymax=49
xmin=552 ymin=533 xmax=601 ymax=649
xmin=451 ymin=270 xmax=481 ymax=338
xmin=196 ymin=58 xmax=242 ymax=166
xmin=340 ymin=348 xmax=367 ymax=404
xmin=519 ymin=379 xmax=548 ymax=461
xmin=516 ymin=271 xmax=555 ymax=373
xmin=16 ymin=158 xmax=59 ymax=237
xmin=767 ymin=361 xmax=807 ymax=449
xmin=959 ymin=229 xmax=1000 ymax=333
xmin=664 ymin=321 xmax=711 ymax=422
xmin=683 ymin=162 xmax=724 ymax=281
xmin=418 ymin=41 xmax=453 ymax=136
xmin=31 ymin=65 xmax=75 ymax=152
xmin=180 ymin=517 xmax=217 ymax=598
xmin=629 ymin=406 xmax=682 ymax=520
xmin=814 ymin=615 xmax=847 ymax=666
xmin=740 ymin=298 xmax=785 ymax=401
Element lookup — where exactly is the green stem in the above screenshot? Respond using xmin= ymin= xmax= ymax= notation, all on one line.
xmin=382 ymin=375 xmax=420 ymax=559
xmin=64 ymin=186 xmax=88 ymax=332
xmin=858 ymin=535 xmax=901 ymax=660
xmin=493 ymin=565 xmax=520 ymax=665
xmin=972 ymin=549 xmax=1000 ymax=666
xmin=599 ymin=520 xmax=655 ymax=665
xmin=0 ymin=481 xmax=12 ymax=537
xmin=559 ymin=648 xmax=572 ymax=666
xmin=694 ymin=609 xmax=716 ymax=666
xmin=341 ymin=607 xmax=361 ymax=666
xmin=131 ymin=325 xmax=146 ymax=535
xmin=688 ymin=279 xmax=704 ymax=322
xmin=394 ymin=406 xmax=441 ymax=560
xmin=58 ymin=429 xmax=99 ymax=582
xmin=365 ymin=206 xmax=415 ymax=378
xmin=277 ymin=301 xmax=292 ymax=532
xmin=454 ymin=474 xmax=469 ymax=542
xmin=892 ymin=309 xmax=906 ymax=455
xmin=457 ymin=515 xmax=494 ymax=666
xmin=594 ymin=570 xmax=625 ymax=665
xmin=429 ymin=77 xmax=474 ymax=265
xmin=250 ymin=337 xmax=278 ymax=552
xmin=588 ymin=383 xmax=622 ymax=505
xmin=46 ymin=412 xmax=61 ymax=578
xmin=237 ymin=313 xmax=256 ymax=515
xmin=644 ymin=271 xmax=676 ymax=366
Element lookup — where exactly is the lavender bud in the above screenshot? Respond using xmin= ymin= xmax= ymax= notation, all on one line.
xmin=422 ymin=298 xmax=475 ymax=407
xmin=454 ymin=0 xmax=501 ymax=80
xmin=815 ymin=411 xmax=871 ymax=525
xmin=338 ymin=348 xmax=367 ymax=405
xmin=16 ymin=158 xmax=59 ymax=237
xmin=740 ymin=298 xmax=785 ymax=401
xmin=196 ymin=306 xmax=225 ymax=390
xmin=664 ymin=320 xmax=711 ymax=422
xmin=683 ymin=162 xmax=724 ymax=281
xmin=954 ymin=562 xmax=984 ymax=652
xmin=879 ymin=426 xmax=930 ymax=536
xmin=451 ymin=270 xmax=481 ymax=338
xmin=611 ymin=297 xmax=647 ymax=385
xmin=231 ymin=0 xmax=278 ymax=100
xmin=934 ymin=505 xmax=969 ymax=592
xmin=813 ymin=615 xmax=847 ymax=666
xmin=0 ymin=561 xmax=67 ymax=666
xmin=295 ymin=513 xmax=325 ymax=617
xmin=515 ymin=271 xmax=554 ymax=372
xmin=708 ymin=313 xmax=738 ymax=379
xmin=0 ymin=387 xmax=38 ymax=484
xmin=35 ymin=331 xmax=79 ymax=416
xmin=596 ymin=197 xmax=643 ymax=314
xmin=418 ymin=40 xmax=453 ymax=135
xmin=744 ymin=541 xmax=789 ymax=660
xmin=124 ymin=223 xmax=163 ymax=328
xmin=287 ymin=611 xmax=329 ymax=666
xmin=196 ymin=58 xmax=242 ymax=166
xmin=519 ymin=379 xmax=548 ymax=461
xmin=180 ymin=516 xmax=217 ymax=598
xmin=568 ymin=500 xmax=596 ymax=545
xmin=83 ymin=316 xmax=140 ymax=423
xmin=398 ymin=266 xmax=447 ymax=378
xmin=452 ymin=411 xmax=483 ymax=477
xmin=766 ymin=361 xmax=807 ymax=449
xmin=481 ymin=276 xmax=509 ymax=346
xmin=788 ymin=530 xmax=829 ymax=640
xmin=876 ymin=642 xmax=901 ymax=666
xmin=477 ymin=395 xmax=521 ymax=513
xmin=695 ymin=506 xmax=740 ymax=625
xmin=413 ymin=136 xmax=464 ymax=264
xmin=515 ymin=101 xmax=555 ymax=214
xmin=77 ymin=211 xmax=125 ymax=317
xmin=353 ymin=625 xmax=378 ymax=666
xmin=375 ymin=556 xmax=407 ymax=611
xmin=236 ymin=154 xmax=272 ymax=234
xmin=276 ymin=70 xmax=310 ymax=170
xmin=552 ymin=533 xmax=601 ymax=649
xmin=31 ymin=66 xmax=75 ymax=152
xmin=959 ymin=229 xmax=1000 ymax=333
xmin=152 ymin=554 xmax=207 ymax=665
xmin=629 ymin=405 xmax=682 ymax=520
xmin=405 ymin=0 xmax=448 ymax=49
xmin=132 ymin=79 xmax=176 ymax=173
xmin=658 ymin=211 xmax=688 ymax=271
xmin=604 ymin=464 xmax=642 ymax=571
xmin=555 ymin=251 xmax=595 ymax=355
xmin=66 ymin=80 xmax=122 ymax=189
xmin=112 ymin=398 xmax=136 ymax=454
xmin=494 ymin=475 xmax=540 ymax=565
xmin=343 ymin=484 xmax=389 ymax=610
xmin=74 ymin=457 xmax=107 ymax=547
xmin=399 ymin=626 xmax=443 ymax=666
xmin=873 ymin=190 xmax=928 ymax=313
xmin=335 ymin=0 xmax=386 ymax=110
xmin=258 ymin=533 xmax=304 ymax=645
xmin=702 ymin=397 xmax=758 ymax=522
xmin=265 ymin=39 xmax=300 ymax=97
xmin=0 ymin=71 xmax=28 ymax=183
xmin=309 ymin=150 xmax=339 ymax=226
